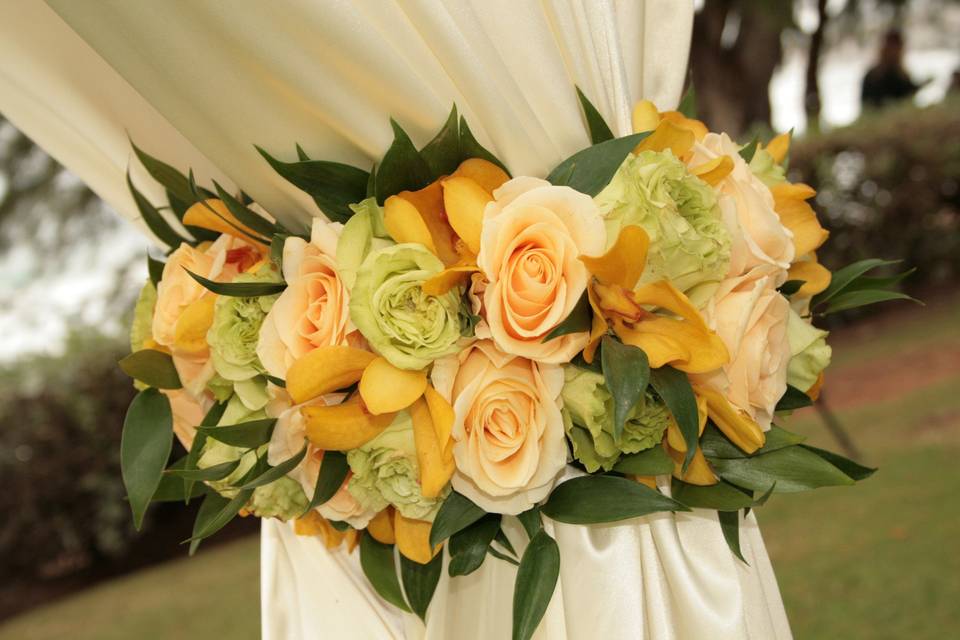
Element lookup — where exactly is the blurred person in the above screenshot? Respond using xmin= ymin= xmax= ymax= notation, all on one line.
xmin=861 ymin=29 xmax=924 ymax=109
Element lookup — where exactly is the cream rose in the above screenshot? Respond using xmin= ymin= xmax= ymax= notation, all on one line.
xmin=431 ymin=340 xmax=567 ymax=514
xmin=477 ymin=177 xmax=605 ymax=363
xmin=688 ymin=133 xmax=794 ymax=278
xmin=267 ymin=393 xmax=375 ymax=528
xmin=695 ymin=265 xmax=791 ymax=431
xmin=257 ymin=219 xmax=355 ymax=379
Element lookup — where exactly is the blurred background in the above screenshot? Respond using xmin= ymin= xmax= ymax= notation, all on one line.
xmin=1 ymin=0 xmax=958 ymax=638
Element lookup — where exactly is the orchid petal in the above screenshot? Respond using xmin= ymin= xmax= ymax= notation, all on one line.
xmin=301 ymin=397 xmax=396 ymax=450
xmin=451 ymin=158 xmax=510 ymax=193
xmin=441 ymin=175 xmax=489 ymax=255
xmin=579 ymin=224 xmax=649 ymax=290
xmin=636 ymin=120 xmax=695 ymax=158
xmin=394 ymin=512 xmax=441 ymax=564
xmin=696 ymin=386 xmax=765 ymax=454
xmin=182 ymin=199 xmax=267 ymax=248
xmin=173 ymin=295 xmax=216 ymax=355
xmin=359 ymin=357 xmax=427 ymax=415
xmin=690 ymin=155 xmax=734 ymax=186
xmin=788 ymin=259 xmax=832 ymax=297
xmin=286 ymin=346 xmax=377 ymax=404
xmin=367 ymin=508 xmax=396 ymax=544
xmin=632 ymin=99 xmax=661 ymax=133
xmin=771 ymin=183 xmax=829 ymax=256
xmin=410 ymin=397 xmax=455 ymax=499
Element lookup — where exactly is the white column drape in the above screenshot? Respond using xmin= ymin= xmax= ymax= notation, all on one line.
xmin=0 ymin=1 xmax=792 ymax=638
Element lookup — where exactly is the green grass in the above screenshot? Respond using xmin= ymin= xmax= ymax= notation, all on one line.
xmin=2 ymin=298 xmax=957 ymax=639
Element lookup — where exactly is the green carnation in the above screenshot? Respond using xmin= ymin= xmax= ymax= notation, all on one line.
xmin=246 ymin=475 xmax=308 ymax=520
xmin=349 ymin=243 xmax=466 ymax=370
xmin=596 ymin=150 xmax=731 ymax=304
xmin=749 ymin=148 xmax=787 ymax=187
xmin=786 ymin=309 xmax=831 ymax=393
xmin=347 ymin=412 xmax=445 ymax=521
xmin=561 ymin=366 xmax=671 ymax=472
xmin=130 ymin=279 xmax=157 ymax=353
xmin=207 ymin=268 xmax=279 ymax=382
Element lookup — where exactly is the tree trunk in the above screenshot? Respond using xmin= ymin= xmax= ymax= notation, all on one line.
xmin=805 ymin=0 xmax=829 ymax=132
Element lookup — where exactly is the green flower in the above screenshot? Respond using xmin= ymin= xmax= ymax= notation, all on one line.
xmin=347 ymin=412 xmax=445 ymax=521
xmin=130 ymin=279 xmax=157 ymax=353
xmin=561 ymin=366 xmax=671 ymax=472
xmin=749 ymin=148 xmax=787 ymax=187
xmin=207 ymin=268 xmax=279 ymax=382
xmin=596 ymin=150 xmax=730 ymax=304
xmin=349 ymin=243 xmax=466 ymax=370
xmin=786 ymin=309 xmax=831 ymax=393
xmin=246 ymin=476 xmax=308 ymax=520
xmin=336 ymin=197 xmax=392 ymax=289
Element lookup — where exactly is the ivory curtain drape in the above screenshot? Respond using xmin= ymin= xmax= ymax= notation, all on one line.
xmin=0 ymin=1 xmax=792 ymax=638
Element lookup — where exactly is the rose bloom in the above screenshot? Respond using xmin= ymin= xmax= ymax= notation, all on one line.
xmin=477 ymin=177 xmax=605 ymax=363
xmin=688 ymin=133 xmax=794 ymax=278
xmin=431 ymin=340 xmax=566 ymax=514
xmin=162 ymin=388 xmax=209 ymax=451
xmin=267 ymin=393 xmax=375 ymax=528
xmin=153 ymin=235 xmax=260 ymax=396
xmin=695 ymin=265 xmax=791 ymax=431
xmin=258 ymin=219 xmax=356 ymax=379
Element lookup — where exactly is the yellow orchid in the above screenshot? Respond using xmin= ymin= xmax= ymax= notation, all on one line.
xmin=580 ymin=225 xmax=728 ymax=373
xmin=294 ymin=510 xmax=360 ymax=551
xmin=694 ymin=385 xmax=765 ymax=454
xmin=367 ymin=507 xmax=396 ymax=544
xmin=182 ymin=199 xmax=269 ymax=250
xmin=394 ymin=511 xmax=441 ymax=564
xmin=770 ymin=182 xmax=829 ymax=258
xmin=663 ymin=394 xmax=717 ymax=486
xmin=787 ymin=254 xmax=832 ymax=298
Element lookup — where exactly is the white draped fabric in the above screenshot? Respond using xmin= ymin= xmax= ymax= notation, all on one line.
xmin=0 ymin=1 xmax=792 ymax=638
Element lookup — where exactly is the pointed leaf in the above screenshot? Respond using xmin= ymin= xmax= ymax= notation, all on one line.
xmin=197 ymin=418 xmax=276 ymax=449
xmin=512 ymin=530 xmax=560 ymax=640
xmin=649 ymin=366 xmax=699 ymax=472
xmin=542 ymin=475 xmax=687 ymax=524
xmin=212 ymin=180 xmax=278 ymax=238
xmin=516 ymin=507 xmax=542 ymax=538
xmin=118 ymin=349 xmax=182 ymax=389
xmin=187 ymin=488 xmax=252 ymax=553
xmin=678 ymin=84 xmax=698 ymax=119
xmin=546 ymin=132 xmax=649 ymax=196
xmin=127 ymin=171 xmax=186 ymax=248
xmin=131 ymin=140 xmax=196 ymax=204
xmin=543 ymin=292 xmax=592 ymax=342
xmin=777 ymin=279 xmax=805 ymax=296
xmin=429 ymin=491 xmax=486 ymax=547
xmin=359 ymin=536 xmax=411 ymax=613
xmin=711 ymin=445 xmax=855 ymax=493
xmin=612 ymin=446 xmax=674 ymax=475
xmin=183 ymin=400 xmax=228 ymax=501
xmin=235 ymin=443 xmax=307 ymax=490
xmin=701 ymin=424 xmax=806 ymax=459
xmin=166 ymin=459 xmax=240 ymax=481
xmin=304 ymin=450 xmax=350 ymax=512
xmin=400 ymin=552 xmax=443 ymax=621
xmin=822 ymin=289 xmax=917 ymax=315
xmin=776 ymin=385 xmax=813 ymax=412
xmin=718 ymin=510 xmax=746 ymax=563
xmin=800 ymin=445 xmax=876 ymax=481
xmin=121 ymin=389 xmax=174 ymax=529
xmin=420 ymin=105 xmax=461 ymax=177
xmin=811 ymin=258 xmax=902 ymax=308
xmin=459 ymin=116 xmax=510 ymax=175
xmin=575 ymin=86 xmax=614 ymax=144
xmin=147 ymin=255 xmax=165 ymax=288
xmin=184 ymin=269 xmax=286 ymax=297
xmin=152 ymin=471 xmax=208 ymax=503
xmin=448 ymin=514 xmax=501 ymax=577
xmin=601 ymin=337 xmax=650 ymax=442
xmin=375 ymin=119 xmax=433 ymax=203
xmin=671 ymin=479 xmax=757 ymax=511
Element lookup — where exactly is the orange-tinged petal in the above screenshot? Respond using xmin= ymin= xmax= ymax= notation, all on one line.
xmin=287 ymin=346 xmax=377 ymax=404
xmin=367 ymin=508 xmax=396 ymax=544
xmin=632 ymin=99 xmax=661 ymax=133
xmin=182 ymin=199 xmax=267 ymax=248
xmin=690 ymin=155 xmax=734 ymax=187
xmin=302 ymin=397 xmax=396 ymax=450
xmin=295 ymin=511 xmax=350 ymax=549
xmin=660 ymin=111 xmax=709 ymax=141
xmin=384 ymin=195 xmax=438 ymax=254
xmin=451 ymin=158 xmax=510 ymax=194
xmin=423 ymin=386 xmax=455 ymax=455
xmin=410 ymin=397 xmax=455 ymax=498
xmin=583 ymin=285 xmax=608 ymax=364
xmin=173 ymin=295 xmax=216 ymax=355
xmin=616 ymin=316 xmax=728 ymax=373
xmin=807 ymin=371 xmax=825 ymax=401
xmin=441 ymin=176 xmax=489 ymax=255
xmin=695 ymin=386 xmax=765 ymax=454
xmin=395 ymin=181 xmax=461 ymax=265
xmin=579 ymin=225 xmax=649 ymax=290
xmin=633 ymin=475 xmax=658 ymax=489
xmin=668 ymin=445 xmax=717 ymax=485
xmin=771 ymin=183 xmax=829 ymax=256
xmin=394 ymin=512 xmax=441 ymax=564
xmin=787 ymin=259 xmax=832 ymax=297
xmin=636 ymin=120 xmax=696 ymax=158
xmin=665 ymin=394 xmax=709 ymax=452
xmin=359 ymin=357 xmax=427 ymax=415
xmin=765 ymin=131 xmax=792 ymax=164
xmin=422 ymin=261 xmax=479 ymax=296
xmin=631 ymin=281 xmax=709 ymax=332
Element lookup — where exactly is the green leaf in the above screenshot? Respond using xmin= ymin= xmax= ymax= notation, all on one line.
xmin=429 ymin=491 xmax=486 ymax=547
xmin=359 ymin=537 xmax=411 ymax=613
xmin=671 ymin=479 xmax=757 ymax=511
xmin=184 ymin=269 xmax=286 ymax=297
xmin=183 ymin=401 xmax=228 ymax=502
xmin=256 ymin=146 xmax=369 ymax=223
xmin=127 ymin=171 xmax=186 ymax=248
xmin=448 ymin=514 xmax=501 ymax=577
xmin=121 ymin=389 xmax=174 ymax=530
xmin=400 ymin=552 xmax=443 ymax=622
xmin=494 ymin=528 xmax=518 ymax=557
xmin=235 ymin=443 xmax=308 ymax=490
xmin=131 ymin=140 xmax=196 ymax=204
xmin=778 ymin=279 xmax=805 ymax=296
xmin=843 ymin=269 xmax=915 ymax=293
xmin=166 ymin=459 xmax=240 ymax=481
xmin=118 ymin=349 xmax=182 ymax=389
xmin=738 ymin=137 xmax=759 ymax=163
xmin=512 ymin=530 xmax=560 ymax=640
xmin=546 ymin=132 xmax=649 ymax=196
xmin=800 ymin=445 xmax=876 ymax=481
xmin=821 ymin=289 xmax=917 ymax=315
xmin=718 ymin=510 xmax=746 ymax=563
xmin=575 ymin=86 xmax=614 ymax=144
xmin=152 ymin=471 xmax=208 ymax=502
xmin=265 ymin=374 xmax=286 ymax=388
xmin=678 ymin=84 xmax=697 ymax=119
xmin=197 ymin=418 xmax=276 ymax=449
xmin=211 ymin=180 xmax=278 ymax=238
xmin=147 ymin=255 xmax=165 ymax=288
xmin=488 ymin=546 xmax=521 ymax=566
xmin=776 ymin=385 xmax=813 ymax=412
xmin=304 ymin=450 xmax=350 ymax=513
xmin=810 ymin=258 xmax=902 ymax=308
xmin=542 ymin=475 xmax=687 ymax=524
xmin=270 ymin=233 xmax=289 ymax=272
xmin=711 ymin=445 xmax=855 ymax=493
xmin=459 ymin=116 xmax=511 ymax=175
xmin=701 ymin=424 xmax=806 ymax=459
xmin=187 ymin=488 xmax=252 ymax=553
xmin=649 ymin=366 xmax=699 ymax=472
xmin=328 ymin=519 xmax=352 ymax=532
xmin=543 ymin=292 xmax=592 ymax=342
xmin=601 ymin=337 xmax=650 ymax=443
xmin=516 ymin=507 xmax=543 ymax=538
xmin=186 ymin=171 xmax=271 ymax=246
xmin=420 ymin=105 xmax=462 ymax=177
xmin=375 ymin=119 xmax=433 ymax=204
xmin=612 ymin=446 xmax=674 ymax=475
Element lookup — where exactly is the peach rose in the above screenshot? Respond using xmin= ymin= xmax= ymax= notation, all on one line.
xmin=477 ymin=177 xmax=605 ymax=363
xmin=162 ymin=388 xmax=210 ymax=451
xmin=431 ymin=340 xmax=566 ymax=514
xmin=267 ymin=393 xmax=375 ymax=528
xmin=152 ymin=234 xmax=260 ymax=396
xmin=257 ymin=219 xmax=355 ymax=380
xmin=688 ymin=133 xmax=794 ymax=278
xmin=695 ymin=265 xmax=791 ymax=431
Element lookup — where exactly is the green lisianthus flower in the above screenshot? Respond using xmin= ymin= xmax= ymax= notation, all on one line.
xmin=207 ymin=269 xmax=279 ymax=383
xmin=130 ymin=279 xmax=157 ymax=353
xmin=349 ymin=243 xmax=466 ymax=370
xmin=786 ymin=309 xmax=831 ymax=393
xmin=561 ymin=366 xmax=671 ymax=472
xmin=347 ymin=412 xmax=445 ymax=521
xmin=749 ymin=148 xmax=787 ymax=187
xmin=596 ymin=150 xmax=731 ymax=303
xmin=336 ymin=197 xmax=392 ymax=289
xmin=246 ymin=476 xmax=309 ymax=520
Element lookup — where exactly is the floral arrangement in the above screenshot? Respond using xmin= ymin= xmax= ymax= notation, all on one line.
xmin=119 ymin=90 xmax=912 ymax=638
